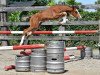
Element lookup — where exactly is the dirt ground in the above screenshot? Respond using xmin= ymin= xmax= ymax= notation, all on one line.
xmin=0 ymin=49 xmax=100 ymax=75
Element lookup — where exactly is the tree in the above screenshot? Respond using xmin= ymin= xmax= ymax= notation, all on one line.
xmin=95 ymin=0 xmax=100 ymax=4
xmin=33 ymin=0 xmax=48 ymax=6
xmin=95 ymin=0 xmax=100 ymax=11
xmin=66 ymin=0 xmax=75 ymax=5
xmin=58 ymin=0 xmax=81 ymax=5
xmin=47 ymin=0 xmax=56 ymax=6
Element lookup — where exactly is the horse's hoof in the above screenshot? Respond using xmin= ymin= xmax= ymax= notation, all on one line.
xmin=27 ymin=31 xmax=32 ymax=36
xmin=62 ymin=12 xmax=67 ymax=15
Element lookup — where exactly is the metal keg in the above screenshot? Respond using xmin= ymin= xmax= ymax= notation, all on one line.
xmin=85 ymin=47 xmax=92 ymax=58
xmin=30 ymin=48 xmax=46 ymax=72
xmin=46 ymin=41 xmax=65 ymax=73
xmin=46 ymin=41 xmax=65 ymax=49
xmin=15 ymin=55 xmax=30 ymax=72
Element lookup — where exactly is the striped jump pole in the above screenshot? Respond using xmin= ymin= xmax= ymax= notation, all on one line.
xmin=64 ymin=46 xmax=86 ymax=51
xmin=64 ymin=55 xmax=75 ymax=60
xmin=20 ymin=46 xmax=85 ymax=55
xmin=4 ymin=65 xmax=15 ymax=71
xmin=0 ymin=44 xmax=85 ymax=51
xmin=0 ymin=44 xmax=45 ymax=50
xmin=0 ymin=30 xmax=98 ymax=34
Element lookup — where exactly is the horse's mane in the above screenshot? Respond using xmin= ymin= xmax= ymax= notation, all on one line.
xmin=71 ymin=5 xmax=79 ymax=9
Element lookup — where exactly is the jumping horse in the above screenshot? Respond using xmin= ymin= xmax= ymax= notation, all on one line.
xmin=20 ymin=5 xmax=82 ymax=45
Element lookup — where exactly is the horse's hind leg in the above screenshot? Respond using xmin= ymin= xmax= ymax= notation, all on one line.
xmin=20 ymin=27 xmax=38 ymax=45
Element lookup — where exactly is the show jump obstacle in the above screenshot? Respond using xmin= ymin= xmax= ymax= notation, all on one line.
xmin=0 ymin=30 xmax=98 ymax=34
xmin=0 ymin=44 xmax=85 ymax=51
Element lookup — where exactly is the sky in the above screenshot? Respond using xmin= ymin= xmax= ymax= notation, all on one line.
xmin=55 ymin=0 xmax=97 ymax=4
xmin=76 ymin=0 xmax=96 ymax=4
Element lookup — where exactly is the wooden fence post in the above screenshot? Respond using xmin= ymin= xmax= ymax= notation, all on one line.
xmin=99 ymin=20 xmax=100 ymax=56
xmin=59 ymin=25 xmax=65 ymax=40
xmin=0 ymin=0 xmax=9 ymax=46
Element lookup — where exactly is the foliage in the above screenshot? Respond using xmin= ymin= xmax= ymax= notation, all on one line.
xmin=95 ymin=0 xmax=100 ymax=11
xmin=58 ymin=0 xmax=81 ymax=5
xmin=8 ymin=11 xmax=21 ymax=22
xmin=81 ymin=11 xmax=100 ymax=21
xmin=95 ymin=0 xmax=100 ymax=4
xmin=47 ymin=0 xmax=56 ymax=6
xmin=33 ymin=0 xmax=48 ymax=6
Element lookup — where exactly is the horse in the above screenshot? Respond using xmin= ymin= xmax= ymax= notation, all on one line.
xmin=20 ymin=5 xmax=82 ymax=45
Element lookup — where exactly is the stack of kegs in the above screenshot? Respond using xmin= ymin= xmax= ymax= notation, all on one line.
xmin=15 ymin=41 xmax=65 ymax=74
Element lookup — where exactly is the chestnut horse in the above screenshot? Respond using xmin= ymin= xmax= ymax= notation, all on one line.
xmin=20 ymin=5 xmax=81 ymax=45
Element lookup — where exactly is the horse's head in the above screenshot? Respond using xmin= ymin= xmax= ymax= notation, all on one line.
xmin=70 ymin=6 xmax=82 ymax=19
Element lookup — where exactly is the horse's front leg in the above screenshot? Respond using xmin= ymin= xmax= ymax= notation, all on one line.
xmin=59 ymin=15 xmax=69 ymax=24
xmin=53 ymin=12 xmax=69 ymax=24
xmin=58 ymin=12 xmax=69 ymax=24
